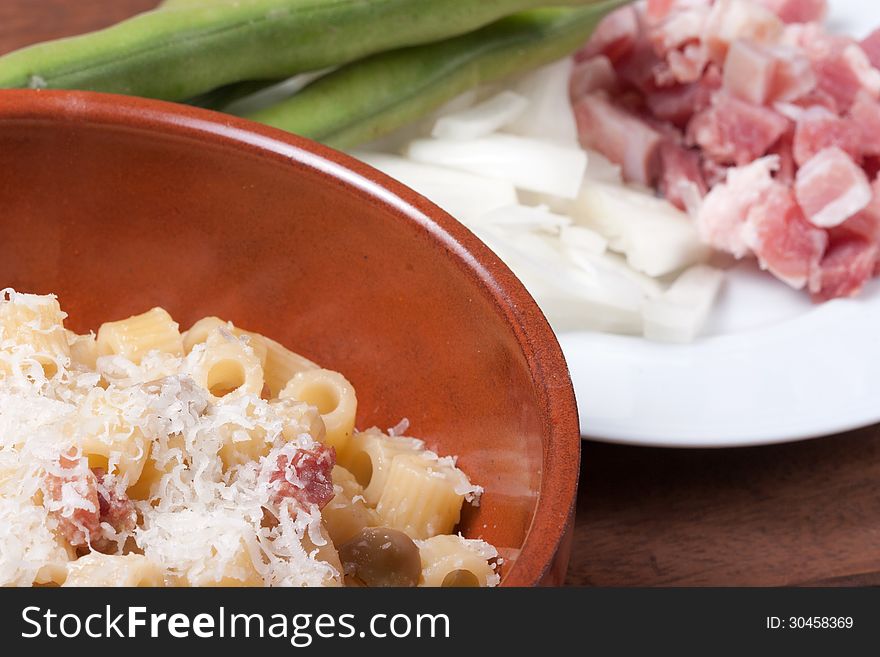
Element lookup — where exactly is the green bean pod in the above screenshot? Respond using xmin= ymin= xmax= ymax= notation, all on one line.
xmin=244 ymin=2 xmax=627 ymax=149
xmin=0 ymin=0 xmax=603 ymax=101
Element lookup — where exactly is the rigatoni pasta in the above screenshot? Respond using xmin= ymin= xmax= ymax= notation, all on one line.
xmin=376 ymin=452 xmax=471 ymax=539
xmin=280 ymin=368 xmax=356 ymax=453
xmin=96 ymin=307 xmax=183 ymax=364
xmin=416 ymin=535 xmax=500 ymax=587
xmin=0 ymin=290 xmax=499 ymax=587
xmin=339 ymin=428 xmax=426 ymax=506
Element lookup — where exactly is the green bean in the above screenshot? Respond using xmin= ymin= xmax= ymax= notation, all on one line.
xmin=244 ymin=2 xmax=627 ymax=149
xmin=187 ymin=78 xmax=280 ymax=110
xmin=0 ymin=0 xmax=607 ymax=101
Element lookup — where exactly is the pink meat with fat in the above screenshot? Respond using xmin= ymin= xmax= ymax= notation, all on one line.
xmin=704 ymin=0 xmax=783 ymax=64
xmin=667 ymin=43 xmax=710 ymax=84
xmin=755 ymin=0 xmax=827 ymax=24
xmin=575 ymin=5 xmax=640 ymax=63
xmin=795 ymin=146 xmax=872 ymax=227
xmin=687 ymin=93 xmax=789 ymax=165
xmin=768 ymin=130 xmax=796 ymax=184
xmin=723 ymin=39 xmax=777 ymax=105
xmin=812 ymin=42 xmax=880 ymax=111
xmin=571 ymin=0 xmax=880 ymax=301
xmin=645 ymin=64 xmax=721 ymax=126
xmin=658 ymin=140 xmax=708 ymax=211
xmin=570 ymin=55 xmax=619 ymax=100
xmin=695 ymin=155 xmax=780 ymax=257
xmin=809 ymin=238 xmax=879 ymax=301
xmin=861 ymin=28 xmax=880 ymax=70
xmin=791 ymin=106 xmax=861 ymax=166
xmin=743 ymin=183 xmax=827 ymax=288
xmin=848 ymin=90 xmax=880 ymax=158
xmin=573 ymin=92 xmax=664 ymax=185
xmin=768 ymin=46 xmax=816 ymax=102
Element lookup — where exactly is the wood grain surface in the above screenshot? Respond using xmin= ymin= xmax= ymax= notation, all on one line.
xmin=4 ymin=0 xmax=879 ymax=587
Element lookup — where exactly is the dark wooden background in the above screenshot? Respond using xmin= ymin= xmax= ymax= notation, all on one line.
xmin=6 ymin=0 xmax=880 ymax=587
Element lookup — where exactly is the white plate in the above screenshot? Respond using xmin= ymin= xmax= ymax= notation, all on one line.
xmin=563 ymin=0 xmax=880 ymax=446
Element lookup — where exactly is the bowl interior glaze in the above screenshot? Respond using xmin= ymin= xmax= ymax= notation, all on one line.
xmin=0 ymin=90 xmax=579 ymax=585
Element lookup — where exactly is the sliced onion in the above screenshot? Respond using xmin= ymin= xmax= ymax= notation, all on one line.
xmin=642 ymin=265 xmax=725 ymax=343
xmin=475 ymin=204 xmax=572 ymax=233
xmin=432 ymin=91 xmax=529 ymax=141
xmin=505 ymin=58 xmax=579 ymax=146
xmin=573 ymin=179 xmax=710 ymax=277
xmin=406 ymin=134 xmax=587 ymax=199
xmin=354 ymin=152 xmax=517 ymax=221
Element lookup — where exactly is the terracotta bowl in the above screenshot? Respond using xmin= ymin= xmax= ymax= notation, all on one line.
xmin=0 ymin=90 xmax=579 ymax=586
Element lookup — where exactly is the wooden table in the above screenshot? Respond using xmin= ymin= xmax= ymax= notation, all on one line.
xmin=6 ymin=0 xmax=880 ymax=587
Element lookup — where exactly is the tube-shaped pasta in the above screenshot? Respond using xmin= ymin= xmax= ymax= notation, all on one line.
xmin=270 ymin=398 xmax=327 ymax=444
xmin=183 ymin=316 xmax=268 ymax=369
xmin=375 ymin=453 xmax=471 ymax=539
xmin=415 ymin=535 xmax=499 ymax=587
xmin=77 ymin=392 xmax=150 ymax=484
xmin=301 ymin=523 xmax=344 ymax=587
xmin=0 ymin=291 xmax=70 ymax=376
xmin=322 ymin=465 xmax=379 ymax=545
xmin=338 ymin=428 xmax=424 ymax=506
xmin=189 ymin=328 xmax=263 ymax=401
xmin=218 ymin=424 xmax=269 ymax=470
xmin=126 ymin=434 xmax=185 ymax=501
xmin=32 ymin=536 xmax=76 ymax=587
xmin=247 ymin=333 xmax=319 ymax=397
xmin=279 ymin=369 xmax=356 ymax=453
xmin=183 ymin=539 xmax=263 ymax=587
xmin=66 ymin=330 xmax=99 ymax=370
xmin=96 ymin=307 xmax=183 ymax=364
xmin=63 ymin=553 xmax=164 ymax=587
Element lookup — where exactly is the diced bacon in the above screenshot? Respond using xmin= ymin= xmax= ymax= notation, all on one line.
xmin=861 ymin=28 xmax=880 ymax=71
xmin=43 ymin=454 xmax=134 ymax=551
xmin=792 ymin=106 xmax=861 ymax=167
xmin=792 ymin=88 xmax=840 ymax=113
xmin=570 ymin=56 xmax=619 ymax=100
xmin=701 ymin=158 xmax=730 ymax=188
xmin=808 ymin=237 xmax=879 ymax=300
xmin=616 ymin=39 xmax=668 ymax=94
xmin=830 ymin=176 xmax=880 ymax=243
xmin=269 ymin=445 xmax=336 ymax=512
xmin=658 ymin=140 xmax=708 ymax=210
xmin=755 ymin=0 xmax=827 ymax=24
xmin=644 ymin=64 xmax=721 ymax=126
xmin=576 ymin=5 xmax=640 ymax=64
xmin=667 ymin=43 xmax=709 ymax=83
xmin=687 ymin=93 xmax=789 ymax=165
xmin=723 ymin=40 xmax=778 ymax=105
xmin=695 ymin=155 xmax=780 ymax=257
xmin=780 ymin=22 xmax=846 ymax=60
xmin=92 ymin=468 xmax=136 ymax=540
xmin=743 ymin=183 xmax=827 ymax=288
xmin=44 ymin=453 xmax=100 ymax=549
xmin=768 ymin=131 xmax=796 ymax=184
xmin=832 ymin=211 xmax=880 ymax=244
xmin=704 ymin=0 xmax=783 ymax=64
xmin=768 ymin=46 xmax=816 ymax=102
xmin=848 ymin=90 xmax=880 ymax=157
xmin=795 ymin=147 xmax=872 ymax=227
xmin=813 ymin=43 xmax=880 ymax=111
xmin=648 ymin=5 xmax=710 ymax=55
xmin=573 ymin=92 xmax=664 ymax=185
xmin=646 ymin=0 xmax=676 ymax=21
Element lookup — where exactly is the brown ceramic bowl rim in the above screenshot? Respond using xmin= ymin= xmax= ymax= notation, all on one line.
xmin=0 ymin=89 xmax=580 ymax=586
